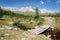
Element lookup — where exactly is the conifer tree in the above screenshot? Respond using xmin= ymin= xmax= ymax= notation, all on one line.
xmin=35 ymin=8 xmax=39 ymax=19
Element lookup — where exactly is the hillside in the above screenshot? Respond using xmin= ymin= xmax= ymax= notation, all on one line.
xmin=0 ymin=7 xmax=52 ymax=40
xmin=0 ymin=7 xmax=45 ymax=28
xmin=0 ymin=7 xmax=60 ymax=40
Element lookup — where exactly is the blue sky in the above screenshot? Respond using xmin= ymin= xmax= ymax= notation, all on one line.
xmin=0 ymin=0 xmax=60 ymax=12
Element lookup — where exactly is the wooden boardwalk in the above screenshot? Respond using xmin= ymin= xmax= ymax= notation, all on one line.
xmin=28 ymin=25 xmax=50 ymax=35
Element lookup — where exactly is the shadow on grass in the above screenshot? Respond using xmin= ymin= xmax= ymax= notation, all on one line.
xmin=13 ymin=22 xmax=34 ymax=31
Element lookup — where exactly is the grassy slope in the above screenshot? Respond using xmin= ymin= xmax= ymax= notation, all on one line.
xmin=0 ymin=16 xmax=51 ymax=40
xmin=0 ymin=8 xmax=52 ymax=40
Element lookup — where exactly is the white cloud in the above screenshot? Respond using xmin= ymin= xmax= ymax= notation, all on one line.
xmin=1 ymin=6 xmax=35 ymax=12
xmin=56 ymin=1 xmax=60 ymax=3
xmin=19 ymin=6 xmax=35 ymax=12
xmin=56 ymin=1 xmax=60 ymax=7
xmin=39 ymin=9 xmax=55 ymax=13
xmin=1 ymin=6 xmax=55 ymax=13
xmin=1 ymin=6 xmax=19 ymax=11
xmin=40 ymin=1 xmax=44 ymax=4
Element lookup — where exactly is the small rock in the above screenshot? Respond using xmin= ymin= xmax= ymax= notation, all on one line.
xmin=14 ymin=28 xmax=18 ymax=30
xmin=21 ymin=38 xmax=26 ymax=40
xmin=8 ymin=21 xmax=14 ymax=24
xmin=2 ymin=25 xmax=13 ymax=30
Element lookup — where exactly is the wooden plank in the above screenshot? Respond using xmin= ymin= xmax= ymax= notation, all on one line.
xmin=28 ymin=25 xmax=50 ymax=35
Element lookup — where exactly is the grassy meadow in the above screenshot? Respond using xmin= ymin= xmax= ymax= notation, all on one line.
xmin=0 ymin=7 xmax=60 ymax=40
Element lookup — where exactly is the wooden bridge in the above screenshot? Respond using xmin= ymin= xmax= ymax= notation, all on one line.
xmin=28 ymin=25 xmax=50 ymax=35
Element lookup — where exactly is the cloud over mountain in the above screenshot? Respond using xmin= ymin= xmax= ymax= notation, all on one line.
xmin=1 ymin=6 xmax=35 ymax=12
xmin=1 ymin=6 xmax=55 ymax=14
xmin=40 ymin=9 xmax=55 ymax=13
xmin=18 ymin=7 xmax=35 ymax=12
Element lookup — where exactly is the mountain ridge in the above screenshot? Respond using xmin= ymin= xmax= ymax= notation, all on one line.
xmin=1 ymin=6 xmax=55 ymax=14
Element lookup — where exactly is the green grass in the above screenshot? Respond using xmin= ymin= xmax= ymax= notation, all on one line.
xmin=0 ymin=15 xmax=50 ymax=40
xmin=33 ymin=35 xmax=51 ymax=40
xmin=0 ymin=29 xmax=51 ymax=40
xmin=0 ymin=28 xmax=25 ymax=40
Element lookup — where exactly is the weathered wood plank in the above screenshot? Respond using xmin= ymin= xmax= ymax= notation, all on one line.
xmin=28 ymin=25 xmax=50 ymax=35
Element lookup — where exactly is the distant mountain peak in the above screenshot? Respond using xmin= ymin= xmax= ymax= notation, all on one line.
xmin=1 ymin=6 xmax=55 ymax=14
xmin=19 ymin=7 xmax=35 ymax=12
xmin=40 ymin=9 xmax=55 ymax=14
xmin=1 ymin=6 xmax=35 ymax=12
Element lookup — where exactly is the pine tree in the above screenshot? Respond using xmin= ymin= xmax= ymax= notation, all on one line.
xmin=35 ymin=8 xmax=39 ymax=19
